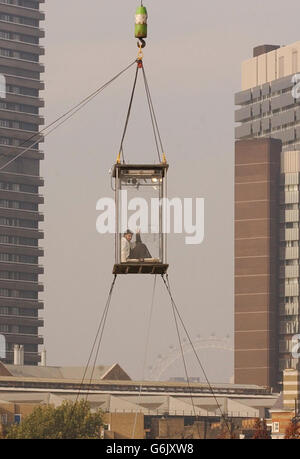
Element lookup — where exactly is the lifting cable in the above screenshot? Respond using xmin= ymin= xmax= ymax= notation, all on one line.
xmin=0 ymin=60 xmax=137 ymax=172
xmin=141 ymin=64 xmax=161 ymax=163
xmin=161 ymin=274 xmax=233 ymax=438
xmin=84 ymin=274 xmax=117 ymax=402
xmin=132 ymin=275 xmax=157 ymax=439
xmin=168 ymin=283 xmax=202 ymax=439
xmin=141 ymin=64 xmax=164 ymax=163
xmin=117 ymin=59 xmax=165 ymax=164
xmin=118 ymin=64 xmax=139 ymax=164
xmin=71 ymin=275 xmax=117 ymax=409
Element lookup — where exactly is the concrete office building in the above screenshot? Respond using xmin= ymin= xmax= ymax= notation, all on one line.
xmin=235 ymin=41 xmax=300 ymax=388
xmin=235 ymin=138 xmax=281 ymax=389
xmin=0 ymin=0 xmax=45 ymax=365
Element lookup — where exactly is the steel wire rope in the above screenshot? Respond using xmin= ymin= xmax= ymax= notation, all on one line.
xmin=118 ymin=63 xmax=140 ymax=163
xmin=0 ymin=60 xmax=137 ymax=172
xmin=84 ymin=275 xmax=117 ymax=402
xmin=142 ymin=64 xmax=165 ymax=162
xmin=65 ymin=275 xmax=117 ymax=434
xmin=141 ymin=64 xmax=161 ymax=163
xmin=167 ymin=280 xmax=202 ymax=439
xmin=161 ymin=274 xmax=233 ymax=438
xmin=131 ymin=275 xmax=157 ymax=439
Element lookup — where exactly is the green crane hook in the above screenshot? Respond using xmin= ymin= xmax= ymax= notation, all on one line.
xmin=135 ymin=3 xmax=148 ymax=48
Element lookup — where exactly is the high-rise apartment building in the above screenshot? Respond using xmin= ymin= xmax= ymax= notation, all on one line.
xmin=0 ymin=0 xmax=44 ymax=365
xmin=235 ymin=42 xmax=300 ymax=387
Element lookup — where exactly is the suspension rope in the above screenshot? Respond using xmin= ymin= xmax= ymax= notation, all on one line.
xmin=118 ymin=63 xmax=140 ymax=163
xmin=0 ymin=60 xmax=137 ymax=172
xmin=161 ymin=274 xmax=232 ymax=437
xmin=142 ymin=64 xmax=165 ymax=161
xmin=132 ymin=275 xmax=157 ymax=439
xmin=169 ymin=283 xmax=202 ymax=438
xmin=72 ymin=275 xmax=117 ymax=407
xmin=85 ymin=275 xmax=117 ymax=402
xmin=141 ymin=63 xmax=161 ymax=163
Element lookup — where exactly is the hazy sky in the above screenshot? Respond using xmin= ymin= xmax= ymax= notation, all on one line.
xmin=41 ymin=0 xmax=300 ymax=382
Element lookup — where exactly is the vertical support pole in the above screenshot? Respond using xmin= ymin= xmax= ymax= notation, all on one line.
xmin=115 ymin=167 xmax=120 ymax=265
xmin=159 ymin=171 xmax=163 ymax=263
xmin=163 ymin=170 xmax=168 ymax=264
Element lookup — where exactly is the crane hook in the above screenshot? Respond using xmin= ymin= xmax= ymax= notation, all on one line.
xmin=137 ymin=38 xmax=146 ymax=49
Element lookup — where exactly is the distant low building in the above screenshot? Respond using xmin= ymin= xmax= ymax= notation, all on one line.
xmin=0 ymin=361 xmax=281 ymax=438
xmin=0 ymin=361 xmax=131 ymax=381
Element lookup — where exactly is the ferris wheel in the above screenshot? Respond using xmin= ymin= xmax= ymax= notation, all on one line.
xmin=147 ymin=335 xmax=234 ymax=381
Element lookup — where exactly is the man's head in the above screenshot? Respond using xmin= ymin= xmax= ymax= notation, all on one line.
xmin=124 ymin=229 xmax=133 ymax=242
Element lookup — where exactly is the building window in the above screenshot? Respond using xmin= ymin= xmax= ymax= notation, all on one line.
xmin=273 ymin=422 xmax=280 ymax=433
xmin=0 ymin=30 xmax=9 ymax=40
xmin=0 ymin=13 xmax=39 ymax=28
xmin=0 ymin=65 xmax=40 ymax=80
xmin=0 ymin=100 xmax=39 ymax=114
xmin=19 ymin=326 xmax=37 ymax=335
xmin=14 ymin=414 xmax=21 ymax=424
xmin=0 ymin=253 xmax=38 ymax=264
xmin=1 ymin=414 xmax=8 ymax=425
xmin=1 ymin=0 xmax=39 ymax=10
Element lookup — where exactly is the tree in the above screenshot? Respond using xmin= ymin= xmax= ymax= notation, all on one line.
xmin=252 ymin=418 xmax=271 ymax=439
xmin=217 ymin=419 xmax=238 ymax=439
xmin=6 ymin=400 xmax=103 ymax=439
xmin=285 ymin=420 xmax=300 ymax=439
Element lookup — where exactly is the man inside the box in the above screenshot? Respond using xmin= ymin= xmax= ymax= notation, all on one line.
xmin=121 ymin=229 xmax=152 ymax=263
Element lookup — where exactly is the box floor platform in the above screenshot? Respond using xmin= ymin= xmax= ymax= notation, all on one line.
xmin=113 ymin=263 xmax=169 ymax=275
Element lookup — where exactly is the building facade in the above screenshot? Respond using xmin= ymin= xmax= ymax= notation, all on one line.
xmin=235 ymin=138 xmax=281 ymax=389
xmin=235 ymin=42 xmax=300 ymax=387
xmin=0 ymin=0 xmax=44 ymax=365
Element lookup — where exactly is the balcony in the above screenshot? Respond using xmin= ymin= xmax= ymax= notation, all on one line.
xmin=0 ymin=144 xmax=44 ymax=161
xmin=0 ymin=170 xmax=44 ymax=186
xmin=0 ymin=262 xmax=44 ymax=273
xmin=0 ymin=55 xmax=44 ymax=73
xmin=0 ymin=191 xmax=44 ymax=205
xmin=0 ymin=315 xmax=43 ymax=327
xmin=0 ymin=278 xmax=43 ymax=291
xmin=1 ymin=332 xmax=43 ymax=345
xmin=0 ymin=38 xmax=45 ymax=56
xmin=0 ymin=297 xmax=43 ymax=309
xmin=280 ymin=228 xmax=299 ymax=242
xmin=280 ymin=209 xmax=299 ymax=223
xmin=5 ymin=91 xmax=44 ymax=107
xmin=0 ymin=209 xmax=44 ymax=225
xmin=279 ymin=339 xmax=294 ymax=353
xmin=0 ymin=2 xmax=45 ymax=20
xmin=279 ymin=265 xmax=299 ymax=279
xmin=4 ymin=74 xmax=44 ymax=91
xmin=279 ymin=321 xmax=300 ymax=335
xmin=5 ymin=350 xmax=41 ymax=364
xmin=280 ymin=247 xmax=299 ymax=260
xmin=279 ymin=302 xmax=300 ymax=316
xmin=280 ymin=282 xmax=299 ymax=297
xmin=280 ymin=191 xmax=299 ymax=205
xmin=0 ymin=20 xmax=44 ymax=38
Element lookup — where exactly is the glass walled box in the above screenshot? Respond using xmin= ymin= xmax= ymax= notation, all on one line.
xmin=112 ymin=163 xmax=169 ymax=274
